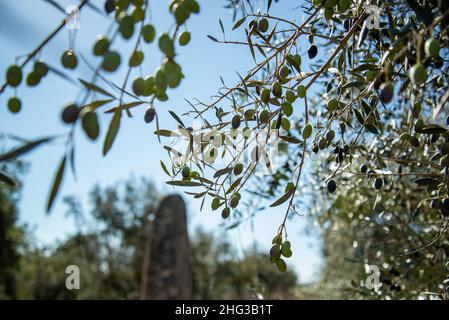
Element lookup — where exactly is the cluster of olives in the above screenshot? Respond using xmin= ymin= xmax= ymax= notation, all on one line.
xmin=231 ymin=54 xmax=305 ymax=134
xmin=409 ymin=38 xmax=441 ymax=87
xmin=270 ymin=235 xmax=292 ymax=272
xmin=60 ymin=102 xmax=100 ymax=140
xmin=430 ymin=198 xmax=449 ymax=217
xmin=247 ymin=16 xmax=271 ymax=36
xmin=5 ymin=60 xmax=50 ymax=114
xmin=313 ymin=0 xmax=352 ymax=21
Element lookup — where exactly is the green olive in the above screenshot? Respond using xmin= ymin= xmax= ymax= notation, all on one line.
xmin=182 ymin=166 xmax=191 ymax=179
xmin=158 ymin=33 xmax=175 ymax=58
xmin=281 ymin=102 xmax=293 ymax=117
xmin=142 ymin=24 xmax=156 ymax=43
xmin=102 ymin=51 xmax=121 ymax=72
xmin=409 ymin=63 xmax=427 ymax=85
xmin=425 ymin=38 xmax=440 ymax=59
xmin=129 ymin=50 xmax=144 ymax=67
xmin=179 ymin=31 xmax=191 ymax=46
xmin=81 ymin=110 xmax=100 ymax=140
xmin=33 ymin=60 xmax=49 ymax=77
xmin=93 ymin=36 xmax=110 ymax=56
xmin=302 ymin=123 xmax=313 ymax=139
xmin=297 ymin=85 xmax=306 ymax=98
xmin=7 ymin=97 xmax=21 ymax=113
xmin=260 ymin=88 xmax=270 ymax=104
xmin=6 ymin=65 xmax=22 ymax=87
xmin=132 ymin=77 xmax=145 ymax=96
xmin=26 ymin=72 xmax=40 ymax=87
xmin=61 ymin=50 xmax=78 ymax=69
xmin=258 ymin=18 xmax=269 ymax=33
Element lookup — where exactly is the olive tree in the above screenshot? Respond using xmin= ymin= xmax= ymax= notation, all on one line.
xmin=1 ymin=0 xmax=449 ymax=281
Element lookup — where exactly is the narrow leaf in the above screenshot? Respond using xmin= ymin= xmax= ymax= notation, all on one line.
xmin=46 ymin=156 xmax=66 ymax=212
xmin=103 ymin=110 xmax=122 ymax=156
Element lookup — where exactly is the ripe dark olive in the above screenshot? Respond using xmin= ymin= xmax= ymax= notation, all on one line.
xmin=379 ymin=82 xmax=394 ymax=104
xmin=221 ymin=207 xmax=230 ymax=219
xmin=446 ymin=115 xmax=449 ymax=126
xmin=441 ymin=142 xmax=449 ymax=156
xmin=409 ymin=136 xmax=420 ymax=148
xmin=318 ymin=137 xmax=327 ymax=150
xmin=434 ymin=56 xmax=444 ymax=69
xmin=343 ymin=19 xmax=351 ymax=31
xmin=360 ymin=164 xmax=368 ymax=174
xmin=308 ymin=45 xmax=318 ymax=59
xmin=336 ymin=152 xmax=344 ymax=163
xmin=230 ymin=196 xmax=239 ymax=208
xmin=231 ymin=115 xmax=241 ymax=129
xmin=312 ymin=143 xmax=319 ymax=153
xmin=181 ymin=166 xmax=191 ymax=179
xmin=327 ymin=180 xmax=337 ymax=193
xmin=61 ymin=103 xmax=80 ymax=124
xmin=430 ymin=199 xmax=441 ymax=210
xmin=144 ymin=107 xmax=156 ymax=123
xmin=374 ymin=177 xmax=383 ymax=190
xmin=441 ymin=198 xmax=449 ymax=213
xmin=104 ymin=0 xmax=116 ymax=14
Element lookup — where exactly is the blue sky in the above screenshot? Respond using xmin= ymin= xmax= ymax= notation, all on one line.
xmin=0 ymin=0 xmax=322 ymax=283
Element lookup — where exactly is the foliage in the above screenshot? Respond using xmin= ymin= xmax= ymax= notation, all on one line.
xmin=14 ymin=177 xmax=297 ymax=299
xmin=0 ymin=158 xmax=27 ymax=299
xmin=1 ymin=0 xmax=449 ymax=295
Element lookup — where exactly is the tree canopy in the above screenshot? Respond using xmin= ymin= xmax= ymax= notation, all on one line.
xmin=1 ymin=0 xmax=449 ymax=298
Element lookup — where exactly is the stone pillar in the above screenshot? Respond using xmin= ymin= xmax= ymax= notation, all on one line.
xmin=140 ymin=194 xmax=192 ymax=299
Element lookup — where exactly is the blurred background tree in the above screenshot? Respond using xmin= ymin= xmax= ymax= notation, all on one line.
xmin=7 ymin=176 xmax=298 ymax=299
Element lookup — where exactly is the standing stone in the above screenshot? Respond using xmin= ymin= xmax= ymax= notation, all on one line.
xmin=140 ymin=194 xmax=192 ymax=299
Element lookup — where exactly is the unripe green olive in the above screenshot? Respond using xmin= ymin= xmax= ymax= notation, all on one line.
xmin=302 ymin=123 xmax=313 ymax=139
xmin=182 ymin=166 xmax=191 ymax=179
xmin=425 ymin=38 xmax=440 ymax=59
xmin=409 ymin=63 xmax=427 ymax=85
xmin=102 ymin=51 xmax=121 ymax=72
xmin=129 ymin=50 xmax=144 ymax=67
xmin=6 ymin=65 xmax=22 ymax=87
xmin=179 ymin=31 xmax=191 ymax=46
xmin=61 ymin=50 xmax=78 ymax=69
xmin=93 ymin=36 xmax=110 ymax=56
xmin=7 ymin=97 xmax=21 ymax=113
xmin=142 ymin=24 xmax=156 ymax=43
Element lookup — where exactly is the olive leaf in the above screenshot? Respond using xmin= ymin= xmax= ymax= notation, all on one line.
xmin=103 ymin=110 xmax=122 ymax=156
xmin=160 ymin=160 xmax=171 ymax=177
xmin=0 ymin=171 xmax=16 ymax=187
xmin=79 ymin=78 xmax=115 ymax=98
xmin=232 ymin=16 xmax=246 ymax=30
xmin=269 ymin=188 xmax=294 ymax=208
xmin=0 ymin=137 xmax=54 ymax=162
xmin=413 ymin=178 xmax=441 ymax=186
xmin=166 ymin=180 xmax=203 ymax=187
xmin=46 ymin=156 xmax=66 ymax=213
